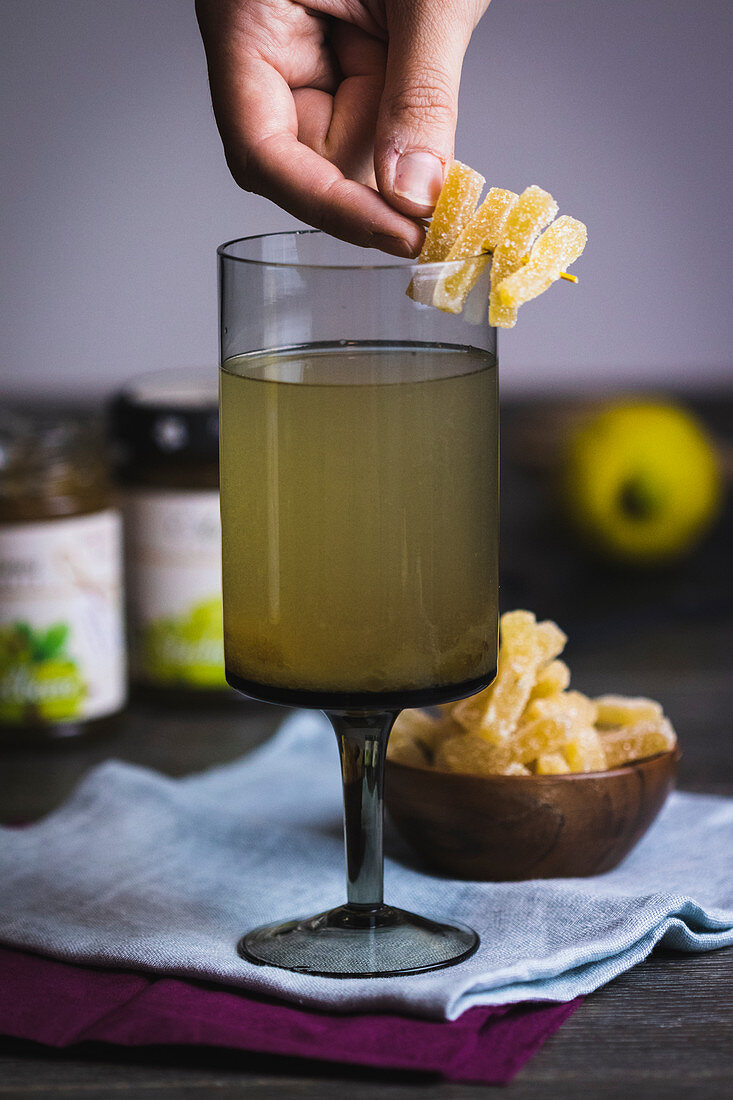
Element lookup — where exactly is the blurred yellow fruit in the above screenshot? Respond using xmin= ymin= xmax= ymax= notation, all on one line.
xmin=559 ymin=400 xmax=723 ymax=563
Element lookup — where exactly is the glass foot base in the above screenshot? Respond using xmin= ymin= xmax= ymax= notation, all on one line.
xmin=239 ymin=903 xmax=479 ymax=978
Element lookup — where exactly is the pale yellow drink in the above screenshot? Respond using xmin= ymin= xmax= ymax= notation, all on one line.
xmin=220 ymin=342 xmax=498 ymax=705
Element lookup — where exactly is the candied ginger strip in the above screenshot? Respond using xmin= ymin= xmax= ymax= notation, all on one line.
xmin=523 ymin=689 xmax=598 ymax=729
xmin=432 ymin=188 xmax=517 ymax=314
xmin=450 ymin=611 xmax=537 ymax=733
xmin=511 ymin=715 xmax=569 ymax=763
xmin=534 ymin=752 xmax=571 ymax=775
xmin=496 ymin=215 xmax=587 ymax=311
xmin=489 ymin=185 xmax=558 ymax=328
xmin=407 ymin=161 xmax=484 ymax=304
xmin=600 ymin=718 xmax=676 ymax=768
xmin=455 ymin=610 xmax=566 ymax=744
xmin=388 ymin=708 xmax=461 ymax=763
xmin=450 ymin=678 xmax=496 ymax=732
xmin=529 ymin=659 xmax=571 ymax=701
xmin=594 ymin=695 xmax=664 ymax=728
xmin=416 ymin=161 xmax=485 ymax=263
xmin=565 ymin=726 xmax=607 ymax=773
xmin=433 ymin=732 xmax=512 ymax=776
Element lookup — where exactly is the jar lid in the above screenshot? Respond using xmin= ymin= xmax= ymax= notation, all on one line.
xmin=0 ymin=408 xmax=109 ymax=514
xmin=109 ymin=369 xmax=219 ymax=465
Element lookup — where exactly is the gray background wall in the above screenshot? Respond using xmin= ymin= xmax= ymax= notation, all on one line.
xmin=1 ymin=0 xmax=731 ymax=400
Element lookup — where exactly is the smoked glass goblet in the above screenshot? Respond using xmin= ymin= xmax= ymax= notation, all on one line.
xmin=218 ymin=232 xmax=498 ymax=976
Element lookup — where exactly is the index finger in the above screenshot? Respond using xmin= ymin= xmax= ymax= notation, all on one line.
xmin=207 ymin=56 xmax=424 ymax=257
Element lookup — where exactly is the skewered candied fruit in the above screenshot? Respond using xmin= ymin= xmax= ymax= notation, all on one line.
xmin=417 ymin=161 xmax=485 ymax=262
xmin=489 ymin=186 xmax=558 ymax=328
xmin=405 ymin=162 xmax=586 ymax=324
xmin=496 ymin=215 xmax=587 ymax=311
xmin=407 ymin=161 xmax=484 ymax=304
xmin=600 ymin=718 xmax=676 ymax=768
xmin=595 ymin=695 xmax=664 ymax=728
xmin=432 ymin=188 xmax=517 ymax=314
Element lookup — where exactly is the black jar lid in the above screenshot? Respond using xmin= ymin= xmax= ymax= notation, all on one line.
xmin=109 ymin=369 xmax=219 ymax=466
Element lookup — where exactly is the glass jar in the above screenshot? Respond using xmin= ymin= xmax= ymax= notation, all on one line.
xmin=110 ymin=370 xmax=229 ymax=695
xmin=0 ymin=411 xmax=127 ymax=742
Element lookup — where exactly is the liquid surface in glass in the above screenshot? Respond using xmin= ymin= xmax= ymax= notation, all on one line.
xmin=220 ymin=342 xmax=498 ymax=703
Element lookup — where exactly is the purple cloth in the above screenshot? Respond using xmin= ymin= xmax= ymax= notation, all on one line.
xmin=0 ymin=946 xmax=581 ymax=1084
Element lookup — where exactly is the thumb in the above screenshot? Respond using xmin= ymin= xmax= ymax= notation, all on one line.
xmin=374 ymin=2 xmax=480 ymax=216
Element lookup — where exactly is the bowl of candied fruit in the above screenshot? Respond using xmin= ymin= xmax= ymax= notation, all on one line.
xmin=385 ymin=611 xmax=679 ymax=881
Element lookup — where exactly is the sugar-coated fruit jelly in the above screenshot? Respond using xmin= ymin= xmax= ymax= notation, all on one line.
xmin=386 ymin=610 xmax=678 ymax=775
xmin=452 ymin=610 xmax=566 ymax=744
xmin=407 ymin=160 xmax=484 ymax=304
xmin=408 ymin=161 xmax=587 ymax=327
xmin=496 ymin=215 xmax=587 ymax=311
xmin=433 ymin=187 xmax=517 ymax=314
xmin=601 ymin=719 xmax=677 ymax=770
xmin=488 ymin=186 xmax=559 ymax=328
xmin=413 ymin=160 xmax=485 ymax=265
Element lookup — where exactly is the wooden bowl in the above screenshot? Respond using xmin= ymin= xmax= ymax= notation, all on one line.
xmin=385 ymin=749 xmax=679 ymax=880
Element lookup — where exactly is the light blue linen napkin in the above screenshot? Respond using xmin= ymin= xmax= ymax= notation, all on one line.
xmin=1 ymin=711 xmax=731 ymax=1020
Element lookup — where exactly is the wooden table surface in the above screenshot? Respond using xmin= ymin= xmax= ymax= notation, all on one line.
xmin=1 ymin=398 xmax=732 ymax=1098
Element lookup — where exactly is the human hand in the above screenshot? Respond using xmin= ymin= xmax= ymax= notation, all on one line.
xmin=196 ymin=0 xmax=490 ymax=256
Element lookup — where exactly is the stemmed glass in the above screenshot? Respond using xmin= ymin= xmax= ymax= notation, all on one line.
xmin=218 ymin=231 xmax=498 ymax=976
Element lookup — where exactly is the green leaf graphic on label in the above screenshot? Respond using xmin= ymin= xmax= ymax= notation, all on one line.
xmin=0 ymin=621 xmax=87 ymax=724
xmin=34 ymin=623 xmax=70 ymax=661
xmin=143 ymin=597 xmax=226 ymax=688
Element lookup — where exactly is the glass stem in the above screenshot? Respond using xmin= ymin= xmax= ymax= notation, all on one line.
xmin=327 ymin=710 xmax=398 ymax=910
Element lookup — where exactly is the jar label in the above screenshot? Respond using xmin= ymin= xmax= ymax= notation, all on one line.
xmin=0 ymin=510 xmax=127 ymax=725
xmin=123 ymin=489 xmax=226 ymax=688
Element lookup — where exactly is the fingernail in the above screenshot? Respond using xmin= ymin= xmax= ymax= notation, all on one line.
xmin=394 ymin=151 xmax=444 ymax=208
